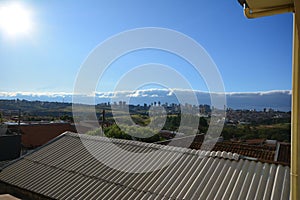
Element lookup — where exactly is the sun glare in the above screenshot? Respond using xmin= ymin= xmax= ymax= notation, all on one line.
xmin=0 ymin=2 xmax=33 ymax=37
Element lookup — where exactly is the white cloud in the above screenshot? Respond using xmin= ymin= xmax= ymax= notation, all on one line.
xmin=150 ymin=94 xmax=158 ymax=97
xmin=126 ymin=90 xmax=141 ymax=98
xmin=226 ymin=90 xmax=291 ymax=96
xmin=0 ymin=89 xmax=292 ymax=99
xmin=0 ymin=89 xmax=291 ymax=111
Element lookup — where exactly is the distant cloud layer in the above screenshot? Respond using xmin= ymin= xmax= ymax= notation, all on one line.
xmin=0 ymin=89 xmax=291 ymax=111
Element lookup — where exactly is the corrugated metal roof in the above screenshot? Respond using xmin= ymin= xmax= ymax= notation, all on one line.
xmin=0 ymin=132 xmax=290 ymax=199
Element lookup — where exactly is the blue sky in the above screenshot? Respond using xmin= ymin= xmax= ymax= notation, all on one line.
xmin=0 ymin=0 xmax=293 ymax=93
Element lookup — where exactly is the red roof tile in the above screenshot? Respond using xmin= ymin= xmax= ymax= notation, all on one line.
xmin=9 ymin=123 xmax=76 ymax=148
xmin=160 ymin=135 xmax=290 ymax=166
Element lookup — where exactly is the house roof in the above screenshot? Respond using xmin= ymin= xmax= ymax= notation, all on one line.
xmin=201 ymin=142 xmax=276 ymax=162
xmin=245 ymin=138 xmax=266 ymax=145
xmin=276 ymin=142 xmax=291 ymax=164
xmin=8 ymin=123 xmax=76 ymax=148
xmin=0 ymin=132 xmax=290 ymax=199
xmin=159 ymin=135 xmax=290 ymax=166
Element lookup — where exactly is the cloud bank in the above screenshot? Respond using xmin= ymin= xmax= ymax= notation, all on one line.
xmin=0 ymin=89 xmax=291 ymax=111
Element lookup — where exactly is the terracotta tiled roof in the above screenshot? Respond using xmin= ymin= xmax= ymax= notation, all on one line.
xmin=8 ymin=123 xmax=76 ymax=148
xmin=245 ymin=138 xmax=266 ymax=145
xmin=159 ymin=135 xmax=290 ymax=166
xmin=191 ymin=142 xmax=276 ymax=161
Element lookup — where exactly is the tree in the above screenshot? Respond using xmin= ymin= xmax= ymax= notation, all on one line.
xmin=87 ymin=124 xmax=162 ymax=143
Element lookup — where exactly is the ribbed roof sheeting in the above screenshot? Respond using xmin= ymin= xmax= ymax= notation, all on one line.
xmin=0 ymin=132 xmax=290 ymax=200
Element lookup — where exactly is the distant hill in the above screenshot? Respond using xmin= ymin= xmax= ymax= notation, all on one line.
xmin=0 ymin=89 xmax=291 ymax=111
xmin=0 ymin=99 xmax=73 ymax=117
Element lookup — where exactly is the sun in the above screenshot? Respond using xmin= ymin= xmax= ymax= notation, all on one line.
xmin=0 ymin=2 xmax=33 ymax=37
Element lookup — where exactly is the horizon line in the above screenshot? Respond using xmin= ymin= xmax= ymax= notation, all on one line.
xmin=0 ymin=88 xmax=292 ymax=97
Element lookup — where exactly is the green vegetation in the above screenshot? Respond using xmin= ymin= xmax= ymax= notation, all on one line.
xmin=0 ymin=99 xmax=291 ymax=142
xmin=162 ymin=115 xmax=208 ymax=133
xmin=221 ymin=123 xmax=291 ymax=142
xmin=87 ymin=114 xmax=209 ymax=142
xmin=87 ymin=124 xmax=161 ymax=143
xmin=96 ymin=114 xmax=290 ymax=143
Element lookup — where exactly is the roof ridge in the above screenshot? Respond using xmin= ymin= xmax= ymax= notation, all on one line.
xmin=65 ymin=132 xmax=241 ymax=161
xmin=1 ymin=132 xmax=68 ymax=171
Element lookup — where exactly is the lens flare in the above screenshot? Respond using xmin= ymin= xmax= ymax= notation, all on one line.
xmin=0 ymin=2 xmax=33 ymax=37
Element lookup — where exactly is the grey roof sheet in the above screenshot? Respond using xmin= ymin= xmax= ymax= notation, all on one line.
xmin=0 ymin=132 xmax=290 ymax=200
